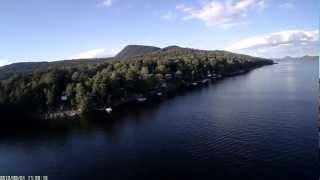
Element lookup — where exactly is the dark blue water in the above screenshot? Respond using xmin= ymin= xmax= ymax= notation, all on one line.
xmin=0 ymin=60 xmax=318 ymax=180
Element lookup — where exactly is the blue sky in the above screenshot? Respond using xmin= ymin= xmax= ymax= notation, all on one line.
xmin=0 ymin=0 xmax=318 ymax=66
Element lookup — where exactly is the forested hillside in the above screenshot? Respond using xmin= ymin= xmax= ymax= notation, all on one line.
xmin=0 ymin=45 xmax=161 ymax=81
xmin=0 ymin=58 xmax=112 ymax=80
xmin=0 ymin=45 xmax=274 ymax=118
xmin=115 ymin=45 xmax=161 ymax=59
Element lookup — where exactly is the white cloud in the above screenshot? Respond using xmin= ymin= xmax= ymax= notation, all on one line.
xmin=70 ymin=48 xmax=119 ymax=59
xmin=162 ymin=12 xmax=177 ymax=21
xmin=0 ymin=59 xmax=10 ymax=67
xmin=257 ymin=0 xmax=266 ymax=11
xmin=176 ymin=0 xmax=265 ymax=28
xmin=99 ymin=0 xmax=113 ymax=7
xmin=226 ymin=30 xmax=319 ymax=58
xmin=279 ymin=2 xmax=294 ymax=9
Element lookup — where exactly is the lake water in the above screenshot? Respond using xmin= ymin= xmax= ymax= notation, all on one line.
xmin=0 ymin=60 xmax=318 ymax=180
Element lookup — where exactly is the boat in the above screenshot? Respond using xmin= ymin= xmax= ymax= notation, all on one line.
xmin=157 ymin=92 xmax=163 ymax=96
xmin=210 ymin=75 xmax=217 ymax=80
xmin=105 ymin=107 xmax=112 ymax=114
xmin=137 ymin=97 xmax=147 ymax=102
xmin=202 ymin=79 xmax=210 ymax=85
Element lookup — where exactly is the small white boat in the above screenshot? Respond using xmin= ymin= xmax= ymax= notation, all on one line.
xmin=137 ymin=98 xmax=147 ymax=102
xmin=192 ymin=82 xmax=198 ymax=86
xmin=202 ymin=79 xmax=209 ymax=84
xmin=105 ymin=107 xmax=112 ymax=113
xmin=157 ymin=92 xmax=163 ymax=96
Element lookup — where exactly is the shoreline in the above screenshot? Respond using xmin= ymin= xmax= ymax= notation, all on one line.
xmin=42 ymin=64 xmax=275 ymax=120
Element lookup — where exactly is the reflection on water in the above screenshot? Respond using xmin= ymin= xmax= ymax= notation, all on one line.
xmin=0 ymin=60 xmax=318 ymax=180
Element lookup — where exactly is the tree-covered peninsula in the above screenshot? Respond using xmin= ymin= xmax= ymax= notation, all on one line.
xmin=0 ymin=45 xmax=274 ymax=119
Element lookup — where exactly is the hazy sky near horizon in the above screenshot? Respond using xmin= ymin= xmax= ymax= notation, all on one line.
xmin=0 ymin=0 xmax=318 ymax=66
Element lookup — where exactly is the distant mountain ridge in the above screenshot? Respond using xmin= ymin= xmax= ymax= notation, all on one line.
xmin=274 ymin=55 xmax=319 ymax=61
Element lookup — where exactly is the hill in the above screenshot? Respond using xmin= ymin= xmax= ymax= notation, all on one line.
xmin=0 ymin=57 xmax=112 ymax=80
xmin=0 ymin=45 xmax=274 ymax=119
xmin=0 ymin=45 xmax=274 ymax=81
xmin=0 ymin=45 xmax=161 ymax=80
xmin=0 ymin=62 xmax=48 ymax=80
xmin=115 ymin=45 xmax=161 ymax=59
xmin=0 ymin=46 xmax=273 ymax=115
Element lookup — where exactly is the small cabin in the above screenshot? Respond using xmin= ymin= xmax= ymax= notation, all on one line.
xmin=165 ymin=74 xmax=173 ymax=79
xmin=161 ymin=82 xmax=168 ymax=88
xmin=175 ymin=70 xmax=183 ymax=78
xmin=61 ymin=95 xmax=68 ymax=101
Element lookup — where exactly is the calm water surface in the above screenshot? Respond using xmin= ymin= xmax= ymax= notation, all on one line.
xmin=0 ymin=60 xmax=318 ymax=180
